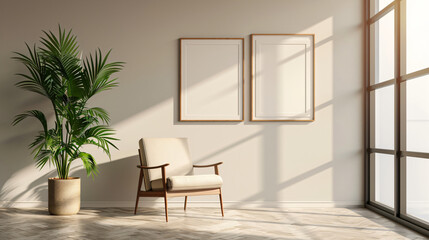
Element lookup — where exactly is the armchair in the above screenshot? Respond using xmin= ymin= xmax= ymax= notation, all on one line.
xmin=134 ymin=138 xmax=224 ymax=222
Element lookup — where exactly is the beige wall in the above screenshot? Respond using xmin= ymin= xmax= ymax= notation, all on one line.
xmin=0 ymin=0 xmax=364 ymax=207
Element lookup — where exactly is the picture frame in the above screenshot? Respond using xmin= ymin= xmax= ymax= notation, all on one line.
xmin=180 ymin=38 xmax=244 ymax=122
xmin=251 ymin=34 xmax=315 ymax=122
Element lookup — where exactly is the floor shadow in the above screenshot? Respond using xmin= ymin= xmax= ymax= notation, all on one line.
xmin=348 ymin=208 xmax=426 ymax=238
xmin=0 ymin=207 xmax=424 ymax=240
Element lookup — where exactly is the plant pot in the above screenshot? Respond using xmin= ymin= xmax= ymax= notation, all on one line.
xmin=48 ymin=177 xmax=81 ymax=215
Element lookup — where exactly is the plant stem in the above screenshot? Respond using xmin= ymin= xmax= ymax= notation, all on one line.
xmin=51 ymin=99 xmax=66 ymax=179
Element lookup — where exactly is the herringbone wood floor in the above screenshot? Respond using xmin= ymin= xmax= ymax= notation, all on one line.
xmin=0 ymin=207 xmax=426 ymax=239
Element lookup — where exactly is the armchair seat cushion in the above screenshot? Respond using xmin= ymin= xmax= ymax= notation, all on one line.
xmin=151 ymin=174 xmax=223 ymax=191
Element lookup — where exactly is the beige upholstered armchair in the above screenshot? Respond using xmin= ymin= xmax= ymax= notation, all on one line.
xmin=134 ymin=138 xmax=224 ymax=222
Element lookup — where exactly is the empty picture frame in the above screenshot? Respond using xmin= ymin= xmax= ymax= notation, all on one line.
xmin=180 ymin=38 xmax=244 ymax=121
xmin=251 ymin=34 xmax=315 ymax=121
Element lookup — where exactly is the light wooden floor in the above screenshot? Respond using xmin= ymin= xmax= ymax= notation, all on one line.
xmin=0 ymin=207 xmax=426 ymax=239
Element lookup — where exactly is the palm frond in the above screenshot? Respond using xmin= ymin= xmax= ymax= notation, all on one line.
xmin=12 ymin=110 xmax=48 ymax=134
xmin=84 ymin=107 xmax=110 ymax=124
xmin=40 ymin=26 xmax=79 ymax=58
xmin=34 ymin=149 xmax=52 ymax=169
xmin=40 ymin=26 xmax=83 ymax=98
xmin=73 ymin=125 xmax=118 ymax=158
xmin=76 ymin=152 xmax=98 ymax=177
xmin=82 ymin=49 xmax=124 ymax=98
xmin=13 ymin=44 xmax=53 ymax=98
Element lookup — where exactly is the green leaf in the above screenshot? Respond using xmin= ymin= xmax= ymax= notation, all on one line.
xmin=12 ymin=110 xmax=48 ymax=134
xmin=84 ymin=107 xmax=110 ymax=124
xmin=77 ymin=152 xmax=98 ymax=177
xmin=82 ymin=49 xmax=123 ymax=98
xmin=35 ymin=149 xmax=52 ymax=169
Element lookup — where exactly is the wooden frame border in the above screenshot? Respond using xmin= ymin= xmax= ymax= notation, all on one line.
xmin=250 ymin=34 xmax=315 ymax=122
xmin=179 ymin=38 xmax=245 ymax=122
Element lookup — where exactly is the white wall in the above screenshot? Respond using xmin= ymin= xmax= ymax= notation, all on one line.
xmin=0 ymin=0 xmax=364 ymax=207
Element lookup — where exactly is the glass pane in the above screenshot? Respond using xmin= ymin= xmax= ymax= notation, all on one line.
xmin=370 ymin=11 xmax=395 ymax=85
xmin=406 ymin=0 xmax=429 ymax=74
xmin=375 ymin=153 xmax=395 ymax=208
xmin=407 ymin=157 xmax=429 ymax=223
xmin=406 ymin=76 xmax=429 ymax=152
xmin=371 ymin=85 xmax=395 ymax=149
xmin=370 ymin=0 xmax=394 ymax=17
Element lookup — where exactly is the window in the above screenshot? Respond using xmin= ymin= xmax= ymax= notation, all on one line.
xmin=367 ymin=0 xmax=429 ymax=234
xmin=406 ymin=76 xmax=429 ymax=153
xmin=407 ymin=157 xmax=429 ymax=223
xmin=406 ymin=0 xmax=429 ymax=74
xmin=373 ymin=153 xmax=395 ymax=208
xmin=370 ymin=11 xmax=395 ymax=84
xmin=371 ymin=85 xmax=395 ymax=149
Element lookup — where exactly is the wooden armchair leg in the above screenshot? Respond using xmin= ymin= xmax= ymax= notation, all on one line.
xmin=164 ymin=193 xmax=169 ymax=222
xmin=134 ymin=169 xmax=143 ymax=215
xmin=134 ymin=195 xmax=140 ymax=215
xmin=219 ymin=188 xmax=224 ymax=217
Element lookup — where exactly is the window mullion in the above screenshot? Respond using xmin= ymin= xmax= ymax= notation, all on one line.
xmin=394 ymin=0 xmax=401 ymax=217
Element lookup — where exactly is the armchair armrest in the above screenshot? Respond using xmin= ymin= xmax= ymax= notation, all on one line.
xmin=193 ymin=162 xmax=223 ymax=168
xmin=136 ymin=163 xmax=170 ymax=169
xmin=193 ymin=162 xmax=223 ymax=175
xmin=137 ymin=163 xmax=169 ymax=191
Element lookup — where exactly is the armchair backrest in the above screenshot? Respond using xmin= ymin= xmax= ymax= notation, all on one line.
xmin=138 ymin=138 xmax=193 ymax=191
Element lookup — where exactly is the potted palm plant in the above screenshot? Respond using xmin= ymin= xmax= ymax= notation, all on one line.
xmin=12 ymin=26 xmax=123 ymax=215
